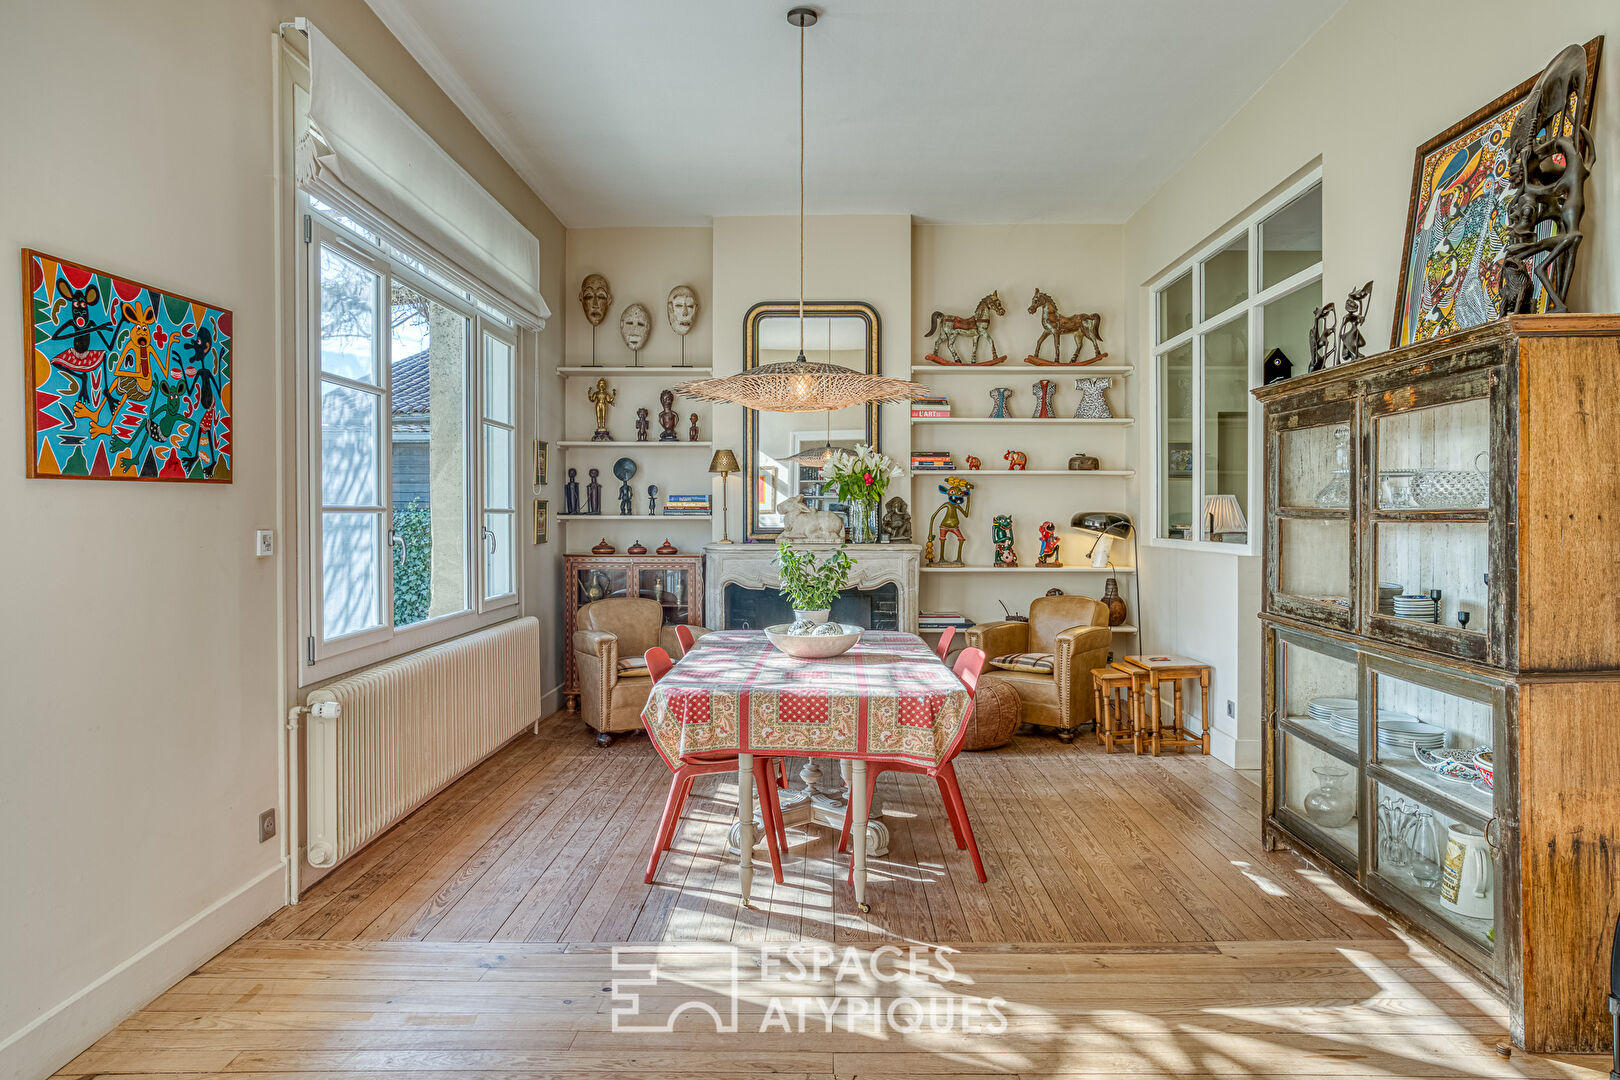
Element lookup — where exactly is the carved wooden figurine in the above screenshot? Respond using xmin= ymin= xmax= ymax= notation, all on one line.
xmin=926 ymin=476 xmax=973 ymax=567
xmin=563 ymin=467 xmax=580 ymax=515
xmin=992 ymin=514 xmax=1018 ymax=567
xmin=924 ymin=291 xmax=1007 ymax=365
xmin=635 ymin=407 xmax=650 ymax=442
xmin=1025 ymin=289 xmax=1108 ymax=365
xmin=658 ymin=389 xmax=679 ymax=442
xmin=965 ymin=455 xmax=982 ymax=470
xmin=585 ymin=468 xmax=603 ymax=515
xmin=1308 ymin=303 xmax=1337 ymax=373
xmin=688 ymin=413 xmax=700 ymax=442
xmin=1338 ymin=281 xmax=1372 ymax=364
xmin=588 ymin=378 xmax=616 ymax=441
xmin=1036 ymin=520 xmax=1062 ymax=567
xmin=1004 ymin=450 xmax=1027 ymax=470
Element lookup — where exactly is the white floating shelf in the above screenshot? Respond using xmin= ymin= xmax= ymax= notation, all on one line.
xmin=910 ymin=364 xmax=1133 ymax=377
xmin=921 ymin=566 xmax=1135 ymax=574
xmin=910 ymin=417 xmax=1134 ymax=426
xmin=910 ymin=469 xmax=1133 ymax=478
xmin=558 ymin=366 xmax=711 ymax=377
xmin=556 ymin=514 xmax=711 ymax=521
xmin=556 ymin=440 xmax=713 ymax=449
xmin=920 ymin=624 xmax=1138 ymax=634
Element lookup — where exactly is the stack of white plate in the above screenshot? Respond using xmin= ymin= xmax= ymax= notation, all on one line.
xmin=1307 ymin=696 xmax=1357 ymax=728
xmin=1391 ymin=594 xmax=1438 ymax=621
xmin=1377 ymin=582 xmax=1402 ymax=615
xmin=1377 ymin=717 xmax=1445 ymax=754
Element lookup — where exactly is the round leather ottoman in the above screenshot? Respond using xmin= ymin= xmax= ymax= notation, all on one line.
xmin=963 ymin=675 xmax=1021 ymax=751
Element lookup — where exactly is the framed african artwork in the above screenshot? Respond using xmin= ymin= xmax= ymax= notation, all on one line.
xmin=1391 ymin=38 xmax=1602 ymax=348
xmin=23 ymin=250 xmax=233 ymax=482
xmin=533 ymin=499 xmax=549 ymax=544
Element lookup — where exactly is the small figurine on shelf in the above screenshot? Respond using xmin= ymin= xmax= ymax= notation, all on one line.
xmin=965 ymin=455 xmax=982 ymax=470
xmin=635 ymin=408 xmax=650 ymax=442
xmin=588 ymin=378 xmax=616 ymax=441
xmin=627 ymin=540 xmax=648 ymax=555
xmin=1025 ymin=289 xmax=1107 ymax=365
xmin=656 ymin=539 xmax=679 ymax=555
xmin=1308 ymin=303 xmax=1337 ymax=373
xmin=926 ymin=476 xmax=973 ymax=567
xmin=1068 ymin=450 xmax=1099 ymax=471
xmin=614 ymin=457 xmax=637 ymax=515
xmin=1262 ymin=347 xmax=1293 ymax=385
xmin=591 ymin=538 xmax=616 ymax=555
xmin=688 ymin=413 xmax=700 ymax=442
xmin=923 ymin=291 xmax=1007 ymax=365
xmin=1032 ymin=379 xmax=1058 ymax=418
xmin=586 ymin=468 xmax=603 ymax=515
xmin=1073 ymin=377 xmax=1113 ymax=419
xmin=647 ymin=484 xmax=659 ymax=515
xmin=881 ymin=495 xmax=912 ymax=541
xmin=988 ymin=387 xmax=1013 ymax=418
xmin=1004 ymin=449 xmax=1027 ymax=470
xmin=992 ymin=514 xmax=1018 ymax=567
xmin=1338 ymin=281 xmax=1373 ymax=365
xmin=1036 ymin=520 xmax=1062 ymax=566
xmin=658 ymin=388 xmax=679 ymax=442
xmin=563 ymin=467 xmax=581 ymax=515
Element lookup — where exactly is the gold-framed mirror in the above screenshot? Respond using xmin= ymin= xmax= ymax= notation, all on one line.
xmin=743 ymin=300 xmax=881 ymax=540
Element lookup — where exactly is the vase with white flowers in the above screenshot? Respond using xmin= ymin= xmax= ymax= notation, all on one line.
xmin=775 ymin=540 xmax=853 ymax=623
xmin=821 ymin=444 xmax=903 ymax=544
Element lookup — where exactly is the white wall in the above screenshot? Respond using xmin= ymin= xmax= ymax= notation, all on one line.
xmin=1121 ymin=0 xmax=1620 ymax=767
xmin=0 ymin=4 xmax=564 ymax=1078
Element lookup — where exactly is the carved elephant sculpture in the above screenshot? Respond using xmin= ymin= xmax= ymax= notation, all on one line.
xmin=1004 ymin=450 xmax=1028 ymax=470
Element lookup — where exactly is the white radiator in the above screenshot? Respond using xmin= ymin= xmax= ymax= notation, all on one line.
xmin=304 ymin=617 xmax=541 ymax=869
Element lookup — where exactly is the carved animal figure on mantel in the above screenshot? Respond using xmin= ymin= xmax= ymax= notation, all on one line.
xmin=1025 ymin=289 xmax=1108 ymax=365
xmin=776 ymin=495 xmax=846 ymax=542
xmin=1004 ymin=450 xmax=1027 ymax=470
xmin=881 ymin=496 xmax=912 ymax=541
xmin=924 ymin=291 xmax=1007 ymax=366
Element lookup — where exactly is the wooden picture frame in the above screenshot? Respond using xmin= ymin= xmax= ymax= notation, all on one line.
xmin=1391 ymin=38 xmax=1602 ymax=348
xmin=534 ymin=498 xmax=549 ymax=544
xmin=534 ymin=440 xmax=548 ymax=485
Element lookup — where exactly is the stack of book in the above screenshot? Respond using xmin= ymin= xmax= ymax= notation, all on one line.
xmin=920 ymin=611 xmax=975 ymax=632
xmin=910 ymin=394 xmax=951 ymax=419
xmin=911 ymin=450 xmax=955 ymax=471
xmin=663 ymin=494 xmax=711 ymax=516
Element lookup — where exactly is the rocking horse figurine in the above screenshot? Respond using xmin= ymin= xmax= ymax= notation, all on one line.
xmin=924 ymin=291 xmax=1008 ymax=365
xmin=1025 ymin=289 xmax=1108 ymax=365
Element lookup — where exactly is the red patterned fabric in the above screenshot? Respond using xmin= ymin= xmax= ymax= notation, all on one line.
xmin=641 ymin=630 xmax=970 ymax=769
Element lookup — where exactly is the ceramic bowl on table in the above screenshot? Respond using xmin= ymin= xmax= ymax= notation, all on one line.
xmin=764 ymin=622 xmax=862 ymax=659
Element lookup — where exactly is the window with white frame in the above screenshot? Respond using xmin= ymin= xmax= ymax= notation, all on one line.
xmin=1151 ymin=175 xmax=1322 ymax=550
xmin=303 ymin=201 xmax=519 ymax=679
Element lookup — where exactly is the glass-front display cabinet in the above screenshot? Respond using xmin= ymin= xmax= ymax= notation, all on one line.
xmin=562 ymin=553 xmax=703 ymax=708
xmin=1255 ymin=316 xmax=1620 ymax=1053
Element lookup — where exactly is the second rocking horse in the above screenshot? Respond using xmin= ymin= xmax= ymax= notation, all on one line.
xmin=1025 ymin=288 xmax=1108 ymax=366
xmin=924 ymin=291 xmax=1008 ymax=366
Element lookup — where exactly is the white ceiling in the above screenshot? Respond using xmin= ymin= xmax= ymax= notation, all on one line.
xmin=366 ymin=0 xmax=1344 ymax=228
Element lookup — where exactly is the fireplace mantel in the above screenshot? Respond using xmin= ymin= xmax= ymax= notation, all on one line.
xmin=704 ymin=542 xmax=922 ymax=633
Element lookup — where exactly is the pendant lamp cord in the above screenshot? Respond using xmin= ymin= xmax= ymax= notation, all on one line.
xmin=798 ymin=17 xmax=805 ymax=359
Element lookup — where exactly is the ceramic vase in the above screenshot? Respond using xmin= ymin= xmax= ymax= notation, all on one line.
xmin=792 ymin=608 xmax=831 ymax=624
xmin=1102 ymin=577 xmax=1128 ymax=626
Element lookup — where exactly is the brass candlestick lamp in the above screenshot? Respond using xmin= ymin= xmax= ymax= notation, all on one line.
xmin=709 ymin=449 xmax=740 ymax=544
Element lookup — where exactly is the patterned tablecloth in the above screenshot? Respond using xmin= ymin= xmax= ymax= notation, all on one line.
xmin=641 ymin=630 xmax=969 ymax=769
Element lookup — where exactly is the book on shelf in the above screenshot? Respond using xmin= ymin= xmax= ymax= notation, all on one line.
xmin=911 ymin=450 xmax=955 ymax=470
xmin=919 ymin=610 xmax=975 ymax=630
xmin=910 ymin=395 xmax=951 ymax=419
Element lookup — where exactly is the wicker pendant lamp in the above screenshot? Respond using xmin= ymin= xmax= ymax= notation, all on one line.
xmin=676 ymin=7 xmax=924 ymax=414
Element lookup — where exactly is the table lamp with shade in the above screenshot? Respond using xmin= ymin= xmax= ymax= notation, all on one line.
xmin=1070 ymin=512 xmax=1139 ymax=634
xmin=709 ymin=449 xmax=740 ymax=544
xmin=1204 ymin=493 xmax=1248 ymax=543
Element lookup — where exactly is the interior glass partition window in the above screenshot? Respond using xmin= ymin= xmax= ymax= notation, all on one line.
xmin=1151 ymin=174 xmax=1322 ymax=550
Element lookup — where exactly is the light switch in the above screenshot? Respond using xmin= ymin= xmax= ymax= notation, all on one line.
xmin=256 ymin=530 xmax=275 ymax=557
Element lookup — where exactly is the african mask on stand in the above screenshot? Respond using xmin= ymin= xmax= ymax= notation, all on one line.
xmin=667 ymin=285 xmax=699 ymax=366
xmin=579 ymin=273 xmax=612 ymax=366
xmin=620 ymin=302 xmax=652 ymax=366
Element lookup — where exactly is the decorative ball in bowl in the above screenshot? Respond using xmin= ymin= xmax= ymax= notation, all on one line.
xmin=764 ymin=621 xmax=863 ymax=659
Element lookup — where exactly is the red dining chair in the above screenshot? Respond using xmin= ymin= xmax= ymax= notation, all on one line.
xmin=642 ymin=647 xmax=789 ymax=885
xmin=674 ymin=623 xmax=697 ymax=658
xmin=934 ymin=625 xmax=956 ymax=661
xmin=838 ymin=646 xmax=988 ymax=882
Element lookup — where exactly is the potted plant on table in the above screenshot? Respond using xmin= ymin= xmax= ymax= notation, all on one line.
xmin=821 ymin=444 xmax=903 ymax=544
xmin=774 ymin=540 xmax=853 ymax=624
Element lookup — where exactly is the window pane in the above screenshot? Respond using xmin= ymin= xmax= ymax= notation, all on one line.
xmin=1159 ymin=342 xmax=1194 ymax=539
xmin=391 ymin=282 xmax=470 ymax=627
xmin=321 ymin=382 xmax=379 ymax=507
xmin=483 ymin=333 xmax=513 ymax=424
xmin=1262 ymin=279 xmax=1321 ymax=385
xmin=320 ymin=247 xmax=379 ymax=383
xmin=483 ymin=512 xmax=514 ymax=599
xmin=1202 ymin=317 xmax=1249 ymax=542
xmin=483 ymin=423 xmax=513 ymax=510
xmin=1261 ymin=185 xmax=1323 ymax=290
xmin=322 ymin=511 xmax=382 ymax=639
xmin=1202 ymin=234 xmax=1248 ymax=319
xmin=1156 ymin=271 xmax=1193 ymax=344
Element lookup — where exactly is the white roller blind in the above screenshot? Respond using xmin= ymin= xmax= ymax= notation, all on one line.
xmin=299 ymin=22 xmax=549 ymax=327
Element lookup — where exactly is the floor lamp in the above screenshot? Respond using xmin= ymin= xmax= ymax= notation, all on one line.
xmin=710 ymin=449 xmax=739 ymax=544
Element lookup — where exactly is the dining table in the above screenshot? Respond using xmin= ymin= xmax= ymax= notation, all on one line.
xmin=640 ymin=628 xmax=972 ymax=911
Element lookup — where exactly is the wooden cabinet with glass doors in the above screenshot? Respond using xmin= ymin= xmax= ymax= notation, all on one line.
xmin=561 ymin=553 xmax=702 ymax=710
xmin=1255 ymin=315 xmax=1620 ymax=1053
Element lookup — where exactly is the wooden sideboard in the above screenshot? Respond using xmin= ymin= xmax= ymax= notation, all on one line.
xmin=1252 ymin=315 xmax=1620 ymax=1052
xmin=561 ymin=553 xmax=703 ymax=710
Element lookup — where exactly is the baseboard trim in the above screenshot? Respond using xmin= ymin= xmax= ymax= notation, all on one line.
xmin=0 ymin=862 xmax=285 ymax=1080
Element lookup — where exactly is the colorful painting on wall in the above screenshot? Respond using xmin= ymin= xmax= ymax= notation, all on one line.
xmin=23 ymin=249 xmax=233 ymax=482
xmin=1391 ymin=39 xmax=1602 ymax=348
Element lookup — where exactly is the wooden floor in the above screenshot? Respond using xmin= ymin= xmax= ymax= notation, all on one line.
xmin=55 ymin=711 xmax=1610 ymax=1078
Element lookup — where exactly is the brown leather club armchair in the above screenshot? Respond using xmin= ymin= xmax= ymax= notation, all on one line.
xmin=572 ymin=598 xmax=708 ymax=746
xmin=965 ymin=595 xmax=1112 ymax=742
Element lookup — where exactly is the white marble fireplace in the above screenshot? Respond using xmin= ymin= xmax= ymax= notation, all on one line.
xmin=703 ymin=542 xmax=922 ymax=633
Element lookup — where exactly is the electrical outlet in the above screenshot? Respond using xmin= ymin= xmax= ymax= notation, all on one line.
xmin=255 ymin=530 xmax=275 ymax=557
xmin=1226 ymin=699 xmax=1235 ymax=718
xmin=258 ymin=808 xmax=277 ymax=843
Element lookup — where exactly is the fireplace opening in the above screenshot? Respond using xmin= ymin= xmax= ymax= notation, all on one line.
xmin=725 ymin=582 xmax=900 ymax=631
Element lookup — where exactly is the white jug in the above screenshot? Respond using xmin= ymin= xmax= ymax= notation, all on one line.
xmin=1439 ymin=823 xmax=1493 ymax=920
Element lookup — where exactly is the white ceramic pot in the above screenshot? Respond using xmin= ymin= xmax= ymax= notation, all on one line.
xmin=765 ymin=623 xmax=861 ymax=659
xmin=1439 ymin=823 xmax=1493 ymax=920
xmin=792 ymin=608 xmax=831 ymax=624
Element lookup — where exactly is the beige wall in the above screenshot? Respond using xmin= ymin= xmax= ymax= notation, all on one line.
xmin=1122 ymin=0 xmax=1620 ymax=765
xmin=0 ymin=4 xmax=564 ymax=1077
